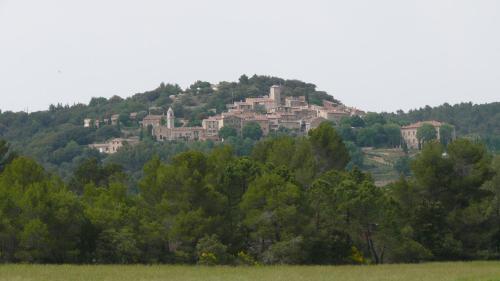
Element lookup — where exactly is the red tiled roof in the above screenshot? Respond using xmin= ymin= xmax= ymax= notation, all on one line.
xmin=402 ymin=120 xmax=443 ymax=129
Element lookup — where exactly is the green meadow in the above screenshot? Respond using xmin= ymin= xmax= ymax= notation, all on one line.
xmin=1 ymin=262 xmax=500 ymax=281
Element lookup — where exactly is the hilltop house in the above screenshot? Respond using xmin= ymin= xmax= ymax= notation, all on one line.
xmin=401 ymin=120 xmax=455 ymax=149
xmin=89 ymin=137 xmax=140 ymax=154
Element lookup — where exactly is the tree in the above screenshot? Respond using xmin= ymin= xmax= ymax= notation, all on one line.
xmin=483 ymin=156 xmax=500 ymax=257
xmin=240 ymin=173 xmax=306 ymax=257
xmin=394 ymin=156 xmax=411 ymax=176
xmin=383 ymin=124 xmax=402 ymax=148
xmin=308 ymin=122 xmax=350 ymax=172
xmin=69 ymin=158 xmax=124 ymax=194
xmin=408 ymin=139 xmax=494 ymax=259
xmin=416 ymin=124 xmax=437 ymax=149
xmin=336 ymin=180 xmax=394 ymax=264
xmin=218 ymin=126 xmax=237 ymax=139
xmin=239 ymin=74 xmax=249 ymax=84
xmin=345 ymin=141 xmax=364 ymax=169
xmin=118 ymin=113 xmax=131 ymax=127
xmin=0 ymin=157 xmax=83 ymax=263
xmin=364 ymin=113 xmax=386 ymax=126
xmin=350 ymin=115 xmax=366 ymax=127
xmin=356 ymin=127 xmax=376 ymax=147
xmin=338 ymin=125 xmax=356 ymax=143
xmin=439 ymin=124 xmax=454 ymax=146
xmin=0 ymin=139 xmax=16 ymax=173
xmin=242 ymin=122 xmax=263 ymax=140
xmin=95 ymin=125 xmax=121 ymax=142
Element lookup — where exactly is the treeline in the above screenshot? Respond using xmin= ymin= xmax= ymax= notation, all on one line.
xmin=0 ymin=123 xmax=499 ymax=265
xmin=337 ymin=114 xmax=402 ymax=148
xmin=382 ymin=102 xmax=500 ymax=151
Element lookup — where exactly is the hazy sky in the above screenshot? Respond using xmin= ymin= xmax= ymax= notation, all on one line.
xmin=1 ymin=0 xmax=499 ymax=113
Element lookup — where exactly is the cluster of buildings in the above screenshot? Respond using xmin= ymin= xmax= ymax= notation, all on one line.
xmin=87 ymin=85 xmax=455 ymax=154
xmin=84 ymin=113 xmax=139 ymax=128
xmin=141 ymin=85 xmax=365 ymax=143
xmin=87 ymin=85 xmax=366 ymax=153
xmin=143 ymin=107 xmax=208 ymax=142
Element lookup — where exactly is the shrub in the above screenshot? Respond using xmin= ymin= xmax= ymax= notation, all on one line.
xmin=235 ymin=251 xmax=258 ymax=266
xmin=196 ymin=235 xmax=230 ymax=265
xmin=262 ymin=236 xmax=304 ymax=264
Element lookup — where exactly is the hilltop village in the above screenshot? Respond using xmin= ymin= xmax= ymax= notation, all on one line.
xmin=87 ymin=85 xmax=367 ymax=153
xmin=86 ymin=85 xmax=455 ymax=154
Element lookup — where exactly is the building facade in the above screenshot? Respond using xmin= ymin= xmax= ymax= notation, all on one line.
xmin=150 ymin=107 xmax=208 ymax=142
xmin=89 ymin=137 xmax=140 ymax=154
xmin=401 ymin=120 xmax=455 ymax=149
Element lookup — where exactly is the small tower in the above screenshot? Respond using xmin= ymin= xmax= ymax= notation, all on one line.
xmin=269 ymin=85 xmax=282 ymax=106
xmin=167 ymin=107 xmax=175 ymax=129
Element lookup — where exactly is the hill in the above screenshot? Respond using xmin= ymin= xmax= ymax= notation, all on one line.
xmin=0 ymin=75 xmax=338 ymax=178
xmin=0 ymin=74 xmax=498 ymax=181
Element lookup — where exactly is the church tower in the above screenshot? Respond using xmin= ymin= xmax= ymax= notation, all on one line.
xmin=167 ymin=107 xmax=174 ymax=129
xmin=269 ymin=85 xmax=282 ymax=106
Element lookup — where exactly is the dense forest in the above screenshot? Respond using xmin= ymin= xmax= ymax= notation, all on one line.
xmin=0 ymin=123 xmax=499 ymax=264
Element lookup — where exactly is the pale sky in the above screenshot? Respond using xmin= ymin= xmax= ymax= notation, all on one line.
xmin=0 ymin=0 xmax=499 ymax=113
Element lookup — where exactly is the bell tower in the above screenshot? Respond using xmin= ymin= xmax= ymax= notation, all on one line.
xmin=167 ymin=107 xmax=174 ymax=129
xmin=269 ymin=85 xmax=282 ymax=106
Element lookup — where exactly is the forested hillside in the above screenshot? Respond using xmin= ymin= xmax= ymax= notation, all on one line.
xmin=0 ymin=75 xmax=336 ymax=179
xmin=0 ymin=75 xmax=498 ymax=183
xmin=382 ymin=102 xmax=500 ymax=150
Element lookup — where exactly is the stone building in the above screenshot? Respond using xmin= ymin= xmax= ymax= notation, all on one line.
xmin=202 ymin=116 xmax=222 ymax=137
xmin=84 ymin=118 xmax=100 ymax=128
xmin=304 ymin=117 xmax=327 ymax=132
xmin=219 ymin=113 xmax=243 ymax=133
xmin=84 ymin=118 xmax=92 ymax=128
xmin=151 ymin=107 xmax=207 ymax=141
xmin=141 ymin=114 xmax=166 ymax=128
xmin=242 ymin=115 xmax=270 ymax=136
xmin=154 ymin=126 xmax=206 ymax=141
xmin=110 ymin=114 xmax=120 ymax=126
xmin=269 ymin=85 xmax=282 ymax=106
xmin=89 ymin=137 xmax=140 ymax=154
xmin=285 ymin=96 xmax=307 ymax=107
xmin=401 ymin=120 xmax=455 ymax=149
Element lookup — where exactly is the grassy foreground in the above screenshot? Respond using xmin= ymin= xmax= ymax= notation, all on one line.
xmin=1 ymin=262 xmax=500 ymax=281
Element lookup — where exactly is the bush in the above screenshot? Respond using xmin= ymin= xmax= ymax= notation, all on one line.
xmin=262 ymin=236 xmax=304 ymax=264
xmin=196 ymin=235 xmax=230 ymax=265
xmin=198 ymin=252 xmax=217 ymax=266
xmin=235 ymin=251 xmax=258 ymax=266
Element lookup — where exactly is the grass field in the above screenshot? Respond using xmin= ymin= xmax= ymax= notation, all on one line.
xmin=1 ymin=262 xmax=500 ymax=281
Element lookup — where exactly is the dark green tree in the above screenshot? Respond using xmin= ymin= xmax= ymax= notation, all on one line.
xmin=308 ymin=122 xmax=350 ymax=172
xmin=242 ymin=122 xmax=263 ymax=140
xmin=0 ymin=139 xmax=17 ymax=173
xmin=218 ymin=126 xmax=237 ymax=139
xmin=439 ymin=124 xmax=454 ymax=146
xmin=416 ymin=124 xmax=437 ymax=149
